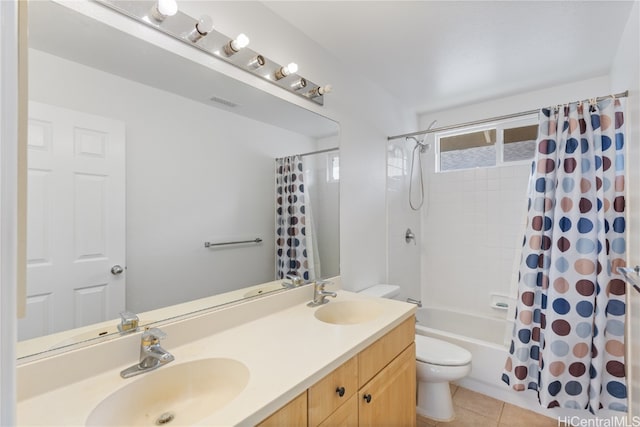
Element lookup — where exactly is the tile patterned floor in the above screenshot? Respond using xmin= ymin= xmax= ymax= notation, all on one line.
xmin=417 ymin=385 xmax=557 ymax=427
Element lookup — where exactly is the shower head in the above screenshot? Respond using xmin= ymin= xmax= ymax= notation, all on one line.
xmin=406 ymin=135 xmax=430 ymax=153
xmin=405 ymin=120 xmax=437 ymax=153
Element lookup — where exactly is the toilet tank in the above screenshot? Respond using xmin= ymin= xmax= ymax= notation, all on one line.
xmin=358 ymin=284 xmax=400 ymax=299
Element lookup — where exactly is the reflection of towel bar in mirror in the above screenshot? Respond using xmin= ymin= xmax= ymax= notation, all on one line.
xmin=204 ymin=238 xmax=263 ymax=248
xmin=617 ymin=266 xmax=640 ymax=294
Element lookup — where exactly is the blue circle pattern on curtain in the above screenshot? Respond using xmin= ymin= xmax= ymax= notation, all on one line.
xmin=502 ymin=98 xmax=627 ymax=413
xmin=275 ymin=155 xmax=310 ymax=281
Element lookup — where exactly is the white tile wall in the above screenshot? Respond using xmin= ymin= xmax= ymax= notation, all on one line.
xmin=422 ymin=164 xmax=530 ymax=318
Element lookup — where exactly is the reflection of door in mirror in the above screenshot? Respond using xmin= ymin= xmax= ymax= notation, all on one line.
xmin=20 ymin=102 xmax=126 ymax=340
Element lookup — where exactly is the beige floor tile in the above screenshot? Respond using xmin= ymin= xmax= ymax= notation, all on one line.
xmin=499 ymin=403 xmax=557 ymax=427
xmin=450 ymin=384 xmax=459 ymax=396
xmin=435 ymin=405 xmax=499 ymax=427
xmin=417 ymin=414 xmax=438 ymax=427
xmin=452 ymin=387 xmax=504 ymax=421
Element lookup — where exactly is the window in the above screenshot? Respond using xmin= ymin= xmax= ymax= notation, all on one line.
xmin=327 ymin=153 xmax=340 ymax=182
xmin=435 ymin=115 xmax=538 ymax=172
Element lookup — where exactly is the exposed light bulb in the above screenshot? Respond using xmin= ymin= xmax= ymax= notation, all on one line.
xmin=306 ymin=84 xmax=333 ymax=98
xmin=234 ymin=33 xmax=250 ymax=49
xmin=187 ymin=15 xmax=214 ymax=42
xmin=149 ymin=0 xmax=177 ymax=22
xmin=223 ymin=33 xmax=250 ymax=55
xmin=286 ymin=62 xmax=298 ymax=74
xmin=275 ymin=62 xmax=298 ymax=80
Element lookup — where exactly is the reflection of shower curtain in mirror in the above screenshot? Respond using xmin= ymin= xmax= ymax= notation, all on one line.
xmin=275 ymin=155 xmax=314 ymax=281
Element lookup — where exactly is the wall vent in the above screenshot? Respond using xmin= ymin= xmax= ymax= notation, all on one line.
xmin=209 ymin=96 xmax=238 ymax=108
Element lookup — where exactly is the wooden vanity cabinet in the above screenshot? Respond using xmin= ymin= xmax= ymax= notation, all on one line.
xmin=308 ymin=356 xmax=358 ymax=426
xmin=357 ymin=317 xmax=416 ymax=427
xmin=358 ymin=344 xmax=416 ymax=426
xmin=258 ymin=317 xmax=416 ymax=427
xmin=318 ymin=394 xmax=358 ymax=426
xmin=256 ymin=391 xmax=308 ymax=427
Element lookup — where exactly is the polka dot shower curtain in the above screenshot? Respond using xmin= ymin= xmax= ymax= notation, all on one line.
xmin=275 ymin=155 xmax=310 ymax=281
xmin=502 ymin=98 xmax=627 ymax=413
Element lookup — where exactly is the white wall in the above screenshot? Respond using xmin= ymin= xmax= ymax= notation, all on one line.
xmin=29 ymin=49 xmax=321 ymax=313
xmin=175 ymin=1 xmax=416 ymax=292
xmin=387 ymin=138 xmax=422 ymax=303
xmin=415 ymin=76 xmax=612 ymax=318
xmin=306 ymin=135 xmax=340 ymax=278
xmin=0 ymin=1 xmax=19 ymax=423
xmin=610 ymin=0 xmax=640 ymax=417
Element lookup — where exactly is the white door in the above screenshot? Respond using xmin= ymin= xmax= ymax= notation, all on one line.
xmin=19 ymin=102 xmax=126 ymax=340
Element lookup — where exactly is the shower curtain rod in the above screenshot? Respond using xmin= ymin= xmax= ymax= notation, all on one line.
xmin=387 ymin=90 xmax=629 ymax=141
xmin=297 ymin=146 xmax=339 ymax=157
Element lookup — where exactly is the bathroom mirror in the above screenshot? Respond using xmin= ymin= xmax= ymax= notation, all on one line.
xmin=18 ymin=0 xmax=339 ymax=359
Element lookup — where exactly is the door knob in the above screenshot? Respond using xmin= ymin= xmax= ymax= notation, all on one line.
xmin=111 ymin=265 xmax=124 ymax=275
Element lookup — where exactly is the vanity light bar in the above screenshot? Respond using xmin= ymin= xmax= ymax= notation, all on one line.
xmin=96 ymin=0 xmax=328 ymax=106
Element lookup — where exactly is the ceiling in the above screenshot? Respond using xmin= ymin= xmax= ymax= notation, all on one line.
xmin=264 ymin=1 xmax=636 ymax=114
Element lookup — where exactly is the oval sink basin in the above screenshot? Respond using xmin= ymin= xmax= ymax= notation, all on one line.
xmin=314 ymin=300 xmax=384 ymax=325
xmin=86 ymin=358 xmax=249 ymax=426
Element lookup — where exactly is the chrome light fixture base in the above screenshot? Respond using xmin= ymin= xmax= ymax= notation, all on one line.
xmin=96 ymin=0 xmax=326 ymax=106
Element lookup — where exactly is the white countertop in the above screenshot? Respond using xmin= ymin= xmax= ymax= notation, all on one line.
xmin=17 ymin=289 xmax=415 ymax=426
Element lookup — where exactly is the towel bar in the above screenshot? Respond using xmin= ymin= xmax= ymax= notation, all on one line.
xmin=204 ymin=238 xmax=263 ymax=248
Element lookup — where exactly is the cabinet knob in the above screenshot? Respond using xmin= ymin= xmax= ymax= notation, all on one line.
xmin=363 ymin=393 xmax=372 ymax=403
xmin=336 ymin=386 xmax=345 ymax=397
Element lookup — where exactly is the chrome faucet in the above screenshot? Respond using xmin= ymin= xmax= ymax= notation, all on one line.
xmin=117 ymin=310 xmax=139 ymax=333
xmin=307 ymin=280 xmax=337 ymax=307
xmin=120 ymin=328 xmax=174 ymax=379
xmin=283 ymin=273 xmax=305 ymax=288
xmin=406 ymin=298 xmax=423 ymax=308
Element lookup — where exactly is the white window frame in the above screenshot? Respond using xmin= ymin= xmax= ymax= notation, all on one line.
xmin=435 ymin=113 xmax=538 ymax=173
xmin=326 ymin=152 xmax=340 ymax=183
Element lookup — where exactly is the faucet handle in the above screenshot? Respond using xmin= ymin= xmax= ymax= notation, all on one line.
xmin=315 ymin=280 xmax=332 ymax=289
xmin=286 ymin=273 xmax=304 ymax=286
xmin=118 ymin=311 xmax=139 ymax=333
xmin=141 ymin=328 xmax=166 ymax=346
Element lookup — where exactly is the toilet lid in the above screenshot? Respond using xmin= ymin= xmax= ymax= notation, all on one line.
xmin=415 ymin=335 xmax=472 ymax=366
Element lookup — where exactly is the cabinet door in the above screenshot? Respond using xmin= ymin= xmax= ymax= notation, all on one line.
xmin=359 ymin=317 xmax=415 ymax=387
xmin=257 ymin=391 xmax=308 ymax=427
xmin=309 ymin=356 xmax=358 ymax=426
xmin=318 ymin=394 xmax=358 ymax=427
xmin=359 ymin=343 xmax=416 ymax=427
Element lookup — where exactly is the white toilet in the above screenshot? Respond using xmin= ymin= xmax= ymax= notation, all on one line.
xmin=358 ymin=285 xmax=472 ymax=422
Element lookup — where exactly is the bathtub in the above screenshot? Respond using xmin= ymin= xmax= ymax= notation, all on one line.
xmin=415 ymin=307 xmax=556 ymax=418
xmin=414 ymin=306 xmax=510 ymax=394
xmin=414 ymin=306 xmax=629 ymax=422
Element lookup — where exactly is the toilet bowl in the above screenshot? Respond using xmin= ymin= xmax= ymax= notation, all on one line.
xmin=415 ymin=335 xmax=471 ymax=421
xmin=357 ymin=285 xmax=473 ymax=422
